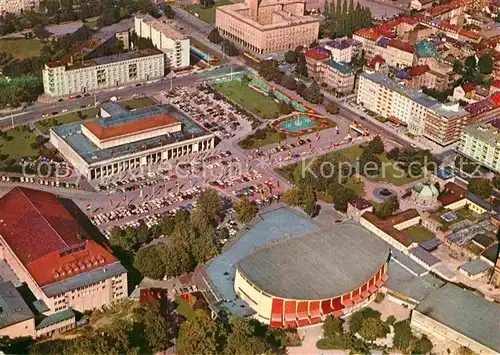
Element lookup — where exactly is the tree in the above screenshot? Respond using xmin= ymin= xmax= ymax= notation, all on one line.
xmin=373 ymin=195 xmax=399 ymax=218
xmin=278 ymin=100 xmax=293 ymax=115
xmin=329 ymin=183 xmax=356 ymax=212
xmin=176 ymin=312 xmax=224 ymax=355
xmin=453 ymin=59 xmax=463 ymax=74
xmin=359 ymin=318 xmax=389 ymax=342
xmin=258 ymin=59 xmax=281 ymax=82
xmin=300 ymin=185 xmax=318 ymax=217
xmin=235 ymin=196 xmax=258 ymax=224
xmin=302 ymin=81 xmax=323 ymax=104
xmin=335 ymin=0 xmax=341 ymax=18
xmin=281 ymin=75 xmax=297 ymax=91
xmin=468 ymin=177 xmax=493 ymax=199
xmin=283 ymin=187 xmax=302 ymax=206
xmin=478 ymin=54 xmax=493 ymax=74
xmin=348 ymin=307 xmax=381 ymax=334
xmin=455 ymin=156 xmax=479 ymax=174
xmin=196 ymin=188 xmax=222 ymax=225
xmin=221 ymin=40 xmax=239 ymax=56
xmin=109 ymin=226 xmax=139 ymax=253
xmin=457 ymin=346 xmax=474 ymax=355
xmin=207 ymin=28 xmax=223 ymax=44
xmin=465 ymin=55 xmax=477 ymax=70
xmin=224 ymin=317 xmax=266 ymax=355
xmin=284 ymin=50 xmax=298 ymax=63
xmin=387 ymin=147 xmax=400 ymax=160
xmin=393 ymin=320 xmax=413 ymax=350
xmin=365 ymin=135 xmax=384 ymax=155
xmin=141 ymin=301 xmax=170 ymax=352
xmin=296 ymin=54 xmax=308 ymax=78
xmin=164 ymin=4 xmax=174 ymax=19
xmin=323 ymin=315 xmax=343 ymax=337
xmin=324 ymin=0 xmax=330 ymax=17
xmin=325 ymin=101 xmax=339 ymax=114
xmin=360 ymin=153 xmax=381 ymax=178
xmin=411 ymin=334 xmax=433 ymax=354
xmin=386 ymin=315 xmax=396 ymax=326
xmin=133 ymin=245 xmax=166 ymax=280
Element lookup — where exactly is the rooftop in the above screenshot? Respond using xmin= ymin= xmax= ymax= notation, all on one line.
xmin=415 ymin=283 xmax=500 ymax=353
xmin=304 ymin=47 xmax=331 ymax=61
xmin=135 ymin=14 xmax=186 ymax=41
xmin=361 ymin=210 xmax=421 ymax=248
xmin=464 ymin=119 xmax=500 ymax=145
xmin=465 ymin=95 xmax=500 ymax=116
xmin=83 ymin=113 xmax=179 ymax=141
xmin=203 ymin=207 xmax=319 ymax=316
xmin=354 ymin=28 xmax=381 ymax=42
xmin=0 ymin=281 xmax=34 ymax=329
xmin=325 ymin=38 xmax=355 ymax=50
xmin=438 ymin=182 xmax=467 ymax=207
xmin=388 ymin=39 xmax=414 ymax=54
xmin=52 ymin=105 xmax=211 ymax=165
xmin=238 ymin=221 xmax=390 ymax=300
xmin=413 ymin=181 xmax=439 ymax=198
xmin=326 ymin=60 xmax=355 ymax=75
xmin=415 ymin=40 xmax=437 ymax=58
xmin=0 ymin=187 xmax=121 ymax=287
xmin=348 ymin=197 xmax=373 ymax=210
xmin=459 ymin=258 xmax=492 ymax=276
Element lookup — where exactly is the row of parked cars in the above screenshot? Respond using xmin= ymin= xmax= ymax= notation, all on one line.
xmin=208 ymin=170 xmax=263 ymax=190
xmin=0 ymin=175 xmax=78 ymax=189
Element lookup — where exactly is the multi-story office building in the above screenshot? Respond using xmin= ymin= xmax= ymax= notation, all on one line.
xmin=458 ymin=119 xmax=500 ymax=173
xmin=0 ymin=187 xmax=128 ymax=337
xmin=50 ymin=105 xmax=215 ymax=180
xmin=0 ymin=0 xmax=37 ymax=13
xmin=216 ymin=0 xmax=319 ymax=54
xmin=42 ymin=49 xmax=165 ymax=97
xmin=134 ymin=15 xmax=190 ymax=69
xmin=357 ymin=72 xmax=468 ymax=144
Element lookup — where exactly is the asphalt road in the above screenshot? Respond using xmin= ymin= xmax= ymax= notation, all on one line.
xmin=0 ymin=66 xmax=242 ymax=130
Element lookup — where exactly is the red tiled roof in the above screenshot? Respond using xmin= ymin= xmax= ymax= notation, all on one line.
xmin=492 ymin=93 xmax=500 ymax=106
xmin=0 ymin=187 xmax=118 ymax=287
xmin=458 ymin=29 xmax=483 ymax=41
xmin=438 ymin=182 xmax=467 ymax=207
xmin=408 ymin=64 xmax=430 ymax=77
xmin=388 ymin=39 xmax=414 ymax=54
xmin=462 ymin=83 xmax=476 ymax=93
xmin=368 ymin=55 xmax=385 ymax=69
xmin=361 ymin=210 xmax=420 ymax=248
xmin=348 ymin=197 xmax=372 ymax=210
xmin=304 ymin=47 xmax=330 ymax=61
xmin=354 ymin=29 xmax=381 ymax=42
xmin=492 ymin=80 xmax=500 ymax=89
xmin=83 ymin=114 xmax=179 ymax=141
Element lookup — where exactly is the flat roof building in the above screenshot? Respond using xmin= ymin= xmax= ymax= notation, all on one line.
xmin=458 ymin=119 xmax=500 ymax=173
xmin=0 ymin=281 xmax=35 ymax=338
xmin=134 ymin=15 xmax=190 ymax=69
xmin=50 ymin=105 xmax=215 ymax=180
xmin=411 ymin=283 xmax=500 ymax=354
xmin=216 ymin=0 xmax=319 ymax=54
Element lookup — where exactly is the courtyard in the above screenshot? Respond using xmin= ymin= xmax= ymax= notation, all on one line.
xmin=402 ymin=225 xmax=435 ymax=243
xmin=35 ymin=108 xmax=99 ymax=134
xmin=121 ymin=97 xmax=157 ymax=110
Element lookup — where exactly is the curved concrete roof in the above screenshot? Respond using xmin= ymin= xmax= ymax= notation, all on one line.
xmin=413 ymin=182 xmax=439 ymax=198
xmin=238 ymin=221 xmax=390 ymax=300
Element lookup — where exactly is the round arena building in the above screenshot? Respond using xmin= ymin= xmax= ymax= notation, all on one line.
xmin=234 ymin=221 xmax=390 ymax=327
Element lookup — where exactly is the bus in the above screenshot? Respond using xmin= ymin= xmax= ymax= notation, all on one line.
xmin=243 ymin=52 xmax=261 ymax=65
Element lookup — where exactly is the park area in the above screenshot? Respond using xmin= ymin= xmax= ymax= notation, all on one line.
xmin=401 ymin=225 xmax=435 ymax=243
xmin=35 ymin=107 xmax=99 ymax=134
xmin=216 ymin=81 xmax=280 ymax=119
xmin=186 ymin=0 xmax=233 ymax=23
xmin=0 ymin=126 xmax=39 ymax=168
xmin=121 ymin=97 xmax=157 ymax=110
xmin=0 ymin=38 xmax=42 ymax=59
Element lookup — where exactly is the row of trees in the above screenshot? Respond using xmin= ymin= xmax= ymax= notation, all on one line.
xmin=320 ymin=308 xmax=433 ymax=353
xmin=109 ymin=189 xmax=222 ymax=280
xmin=207 ymin=28 xmax=239 ymax=56
xmin=282 ymin=185 xmax=319 ymax=216
xmin=258 ymin=59 xmax=324 ymax=104
xmin=322 ymin=0 xmax=372 ymax=38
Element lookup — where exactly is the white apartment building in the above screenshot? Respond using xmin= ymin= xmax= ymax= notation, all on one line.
xmin=324 ymin=38 xmax=359 ymax=63
xmin=42 ymin=49 xmax=164 ymax=97
xmin=134 ymin=15 xmax=190 ymax=69
xmin=358 ymin=72 xmax=468 ymax=145
xmin=458 ymin=120 xmax=500 ymax=173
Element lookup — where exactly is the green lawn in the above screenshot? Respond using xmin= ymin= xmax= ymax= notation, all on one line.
xmin=121 ymin=97 xmax=157 ymax=110
xmin=216 ymin=81 xmax=280 ymax=119
xmin=187 ymin=0 xmax=233 ymax=23
xmin=0 ymin=126 xmax=39 ymax=165
xmin=0 ymin=38 xmax=42 ymax=59
xmin=344 ymin=176 xmax=365 ymax=196
xmin=174 ymin=296 xmax=197 ymax=321
xmin=35 ymin=108 xmax=99 ymax=134
xmin=402 ymin=225 xmax=435 ymax=243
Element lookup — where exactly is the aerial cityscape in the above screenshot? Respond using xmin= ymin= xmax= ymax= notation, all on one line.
xmin=0 ymin=0 xmax=499 ymax=352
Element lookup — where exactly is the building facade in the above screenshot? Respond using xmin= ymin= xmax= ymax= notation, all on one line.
xmin=216 ymin=0 xmax=319 ymax=54
xmin=50 ymin=105 xmax=215 ymax=180
xmin=458 ymin=120 xmax=500 ymax=173
xmin=0 ymin=187 xmax=128 ymax=337
xmin=134 ymin=15 xmax=190 ymax=69
xmin=357 ymin=72 xmax=469 ymax=144
xmin=42 ymin=49 xmax=165 ymax=97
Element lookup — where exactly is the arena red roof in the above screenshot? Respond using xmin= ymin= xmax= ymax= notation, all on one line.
xmin=0 ymin=187 xmax=118 ymax=286
xmin=83 ymin=114 xmax=178 ymax=141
